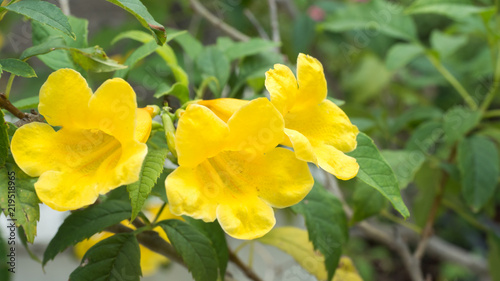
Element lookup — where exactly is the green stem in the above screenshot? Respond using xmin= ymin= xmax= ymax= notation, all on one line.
xmin=426 ymin=53 xmax=478 ymax=110
xmin=442 ymin=199 xmax=489 ymax=232
xmin=152 ymin=202 xmax=167 ymax=224
xmin=381 ymin=210 xmax=422 ymax=234
xmin=5 ymin=74 xmax=16 ymax=99
xmin=480 ymin=46 xmax=500 ymax=113
xmin=483 ymin=109 xmax=500 ymax=118
xmin=233 ymin=240 xmax=252 ymax=254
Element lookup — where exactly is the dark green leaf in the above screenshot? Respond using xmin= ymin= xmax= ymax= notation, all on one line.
xmin=154 ymin=82 xmax=190 ymax=104
xmin=196 ymin=47 xmax=230 ymax=97
xmin=488 ymin=234 xmax=500 ymax=281
xmin=352 ymin=180 xmax=387 ymax=223
xmin=3 ymin=0 xmax=74 ymax=38
xmin=20 ymin=36 xmax=67 ymax=61
xmin=127 ymin=145 xmax=168 ymax=220
xmin=224 ymin=38 xmax=279 ymax=61
xmin=390 ymin=106 xmax=443 ymax=134
xmin=0 ymin=162 xmax=40 ymax=243
xmin=115 ymin=40 xmax=158 ymax=78
xmin=184 ymin=218 xmax=229 ymax=279
xmin=385 ymin=43 xmax=424 ymax=70
xmin=150 ymin=169 xmax=171 ymax=202
xmin=157 ymin=220 xmax=219 ymax=281
xmin=0 ymin=59 xmax=36 ymax=78
xmin=0 ymin=111 xmax=9 ymax=167
xmin=43 ymin=200 xmax=132 ymax=265
xmin=405 ymin=120 xmax=443 ymax=152
xmin=69 ymin=233 xmax=141 ymax=281
xmin=348 ymin=133 xmax=410 ymax=218
xmin=105 ymin=0 xmax=166 ymax=45
xmin=443 ymin=106 xmax=480 ymax=145
xmin=406 ymin=0 xmax=492 ymax=21
xmin=458 ymin=135 xmax=499 ymax=211
xmin=291 ymin=183 xmax=347 ymax=280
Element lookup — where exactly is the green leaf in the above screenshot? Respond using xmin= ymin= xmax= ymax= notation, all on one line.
xmin=154 ymin=82 xmax=190 ymax=104
xmin=157 ymin=220 xmax=219 ymax=281
xmin=11 ymin=96 xmax=39 ymax=110
xmin=169 ymin=28 xmax=203 ymax=59
xmin=291 ymin=183 xmax=348 ymax=280
xmin=127 ymin=145 xmax=168 ymax=220
xmin=321 ymin=0 xmax=417 ymax=41
xmin=224 ymin=38 xmax=280 ymax=61
xmin=105 ymin=0 xmax=166 ymax=45
xmin=458 ymin=135 xmax=499 ymax=211
xmin=443 ymin=106 xmax=481 ymax=145
xmin=385 ymin=43 xmax=424 ymax=70
xmin=196 ymin=47 xmax=230 ymax=97
xmin=20 ymin=36 xmax=67 ymax=61
xmin=112 ymin=29 xmax=186 ymax=45
xmin=488 ymin=234 xmax=500 ymax=281
xmin=0 ymin=111 xmax=9 ymax=167
xmin=114 ymin=40 xmax=158 ymax=78
xmin=382 ymin=150 xmax=425 ymax=189
xmin=347 ymin=132 xmax=410 ymax=218
xmin=70 ymin=46 xmax=127 ymax=72
xmin=18 ymin=227 xmax=41 ymax=263
xmin=0 ymin=59 xmax=36 ymax=78
xmin=430 ymin=30 xmax=468 ymax=58
xmin=258 ymin=227 xmax=328 ymax=281
xmin=3 ymin=0 xmax=74 ymax=39
xmin=0 ymin=162 xmax=40 ymax=243
xmin=43 ymin=200 xmax=132 ymax=265
xmin=69 ymin=233 xmax=142 ymax=281
xmin=184 ymin=218 xmax=229 ymax=279
xmin=352 ymin=180 xmax=386 ymax=223
xmin=405 ymin=0 xmax=492 ymax=21
xmin=390 ymin=106 xmax=443 ymax=135
xmin=0 ymin=229 xmax=12 ymax=279
xmin=405 ymin=120 xmax=443 ymax=152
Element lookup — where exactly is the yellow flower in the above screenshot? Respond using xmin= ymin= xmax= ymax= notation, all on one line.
xmin=10 ymin=69 xmax=152 ymax=211
xmin=74 ymin=204 xmax=181 ymax=276
xmin=199 ymin=53 xmax=359 ymax=180
xmin=165 ymin=98 xmax=314 ymax=240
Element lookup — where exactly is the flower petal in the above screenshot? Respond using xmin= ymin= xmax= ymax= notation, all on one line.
xmin=216 ymin=198 xmax=276 ymax=240
xmin=265 ymin=64 xmax=298 ymax=114
xmin=286 ymin=99 xmax=358 ymax=152
xmin=226 ymin=98 xmax=284 ymax=156
xmin=38 ymin=68 xmax=92 ymax=128
xmin=314 ymin=144 xmax=359 ymax=180
xmin=197 ymin=98 xmax=249 ymax=122
xmin=294 ymin=53 xmax=327 ymax=110
xmin=165 ymin=166 xmax=219 ymax=222
xmin=176 ymin=104 xmax=229 ymax=167
xmin=10 ymin=122 xmax=57 ymax=177
xmin=284 ymin=128 xmax=317 ymax=163
xmin=88 ymin=78 xmax=138 ymax=142
xmin=134 ymin=108 xmax=153 ymax=143
xmin=35 ymin=170 xmax=99 ymax=211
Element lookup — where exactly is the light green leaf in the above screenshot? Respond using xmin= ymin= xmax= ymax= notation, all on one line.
xmin=382 ymin=150 xmax=425 ymax=189
xmin=0 ymin=111 xmax=9 ymax=167
xmin=3 ymin=0 xmax=74 ymax=39
xmin=430 ymin=30 xmax=468 ymax=58
xmin=70 ymin=46 xmax=127 ymax=72
xmin=157 ymin=220 xmax=219 ymax=281
xmin=443 ymin=106 xmax=480 ymax=145
xmin=11 ymin=96 xmax=39 ymax=111
xmin=224 ymin=38 xmax=280 ymax=61
xmin=0 ymin=59 xmax=36 ymax=78
xmin=291 ymin=183 xmax=347 ymax=280
xmin=196 ymin=47 xmax=230 ymax=97
xmin=43 ymin=200 xmax=132 ymax=265
xmin=127 ymin=145 xmax=168 ymax=221
xmin=168 ymin=28 xmax=203 ymax=59
xmin=69 ymin=233 xmax=141 ymax=281
xmin=20 ymin=36 xmax=67 ymax=61
xmin=0 ymin=162 xmax=40 ymax=243
xmin=352 ymin=180 xmax=386 ymax=223
xmin=114 ymin=40 xmax=158 ymax=78
xmin=406 ymin=0 xmax=492 ymax=21
xmin=321 ymin=0 xmax=417 ymax=41
xmin=154 ymin=82 xmax=190 ymax=104
xmin=105 ymin=0 xmax=166 ymax=45
xmin=348 ymin=132 xmax=410 ymax=218
xmin=385 ymin=43 xmax=424 ymax=70
xmin=458 ymin=135 xmax=499 ymax=212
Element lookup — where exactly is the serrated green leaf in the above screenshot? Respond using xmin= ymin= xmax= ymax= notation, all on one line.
xmin=259 ymin=227 xmax=328 ymax=280
xmin=69 ymin=233 xmax=142 ymax=281
xmin=157 ymin=220 xmax=219 ymax=281
xmin=184 ymin=218 xmax=229 ymax=279
xmin=488 ymin=234 xmax=500 ymax=281
xmin=11 ymin=96 xmax=39 ymax=111
xmin=0 ymin=229 xmax=12 ymax=279
xmin=382 ymin=150 xmax=425 ymax=189
xmin=443 ymin=106 xmax=480 ymax=145
xmin=115 ymin=40 xmax=158 ymax=78
xmin=348 ymin=133 xmax=410 ymax=218
xmin=154 ymin=82 xmax=190 ymax=104
xmin=18 ymin=227 xmax=41 ymax=263
xmin=0 ymin=59 xmax=36 ymax=78
xmin=385 ymin=43 xmax=424 ymax=70
xmin=20 ymin=36 xmax=67 ymax=61
xmin=405 ymin=0 xmax=492 ymax=21
xmin=150 ymin=169 xmax=171 ymax=202
xmin=458 ymin=135 xmax=499 ymax=212
xmin=0 ymin=111 xmax=9 ymax=167
xmin=43 ymin=200 xmax=132 ymax=265
xmin=127 ymin=146 xmax=168 ymax=220
xmin=0 ymin=162 xmax=40 ymax=243
xmin=224 ymin=38 xmax=279 ymax=61
xmin=3 ymin=0 xmax=74 ymax=39
xmin=70 ymin=46 xmax=127 ymax=72
xmin=291 ymin=183 xmax=347 ymax=281
xmin=105 ymin=0 xmax=166 ymax=45
xmin=351 ymin=180 xmax=386 ymax=223
xmin=196 ymin=47 xmax=230 ymax=97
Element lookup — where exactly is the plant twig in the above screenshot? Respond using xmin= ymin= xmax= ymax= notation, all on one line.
xmin=228 ymin=250 xmax=264 ymax=281
xmin=0 ymin=92 xmax=26 ymax=119
xmin=188 ymin=0 xmax=250 ymax=41
xmin=59 ymin=0 xmax=70 ymax=16
xmin=243 ymin=9 xmax=270 ymax=40
xmin=267 ymin=0 xmax=280 ymax=44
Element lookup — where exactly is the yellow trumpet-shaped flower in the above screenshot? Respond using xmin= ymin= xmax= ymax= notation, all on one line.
xmin=74 ymin=204 xmax=181 ymax=276
xmin=166 ymin=98 xmax=314 ymax=240
xmin=198 ymin=53 xmax=359 ymax=180
xmin=10 ymin=69 xmax=152 ymax=211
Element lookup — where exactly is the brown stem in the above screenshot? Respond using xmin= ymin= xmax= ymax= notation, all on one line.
xmin=228 ymin=250 xmax=264 ymax=281
xmin=0 ymin=92 xmax=26 ymax=119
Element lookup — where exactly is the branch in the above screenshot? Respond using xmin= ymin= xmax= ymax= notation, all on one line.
xmin=267 ymin=0 xmax=281 ymax=44
xmin=0 ymin=92 xmax=26 ymax=119
xmin=243 ymin=9 xmax=270 ymax=40
xmin=59 ymin=0 xmax=70 ymax=16
xmin=188 ymin=0 xmax=250 ymax=41
xmin=228 ymin=250 xmax=264 ymax=281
